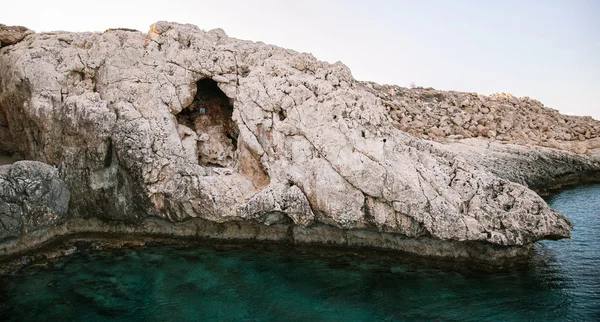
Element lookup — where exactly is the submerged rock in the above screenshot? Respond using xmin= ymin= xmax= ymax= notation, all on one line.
xmin=0 ymin=21 xmax=596 ymax=264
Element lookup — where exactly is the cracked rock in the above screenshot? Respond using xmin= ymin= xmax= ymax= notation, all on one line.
xmin=0 ymin=21 xmax=595 ymax=262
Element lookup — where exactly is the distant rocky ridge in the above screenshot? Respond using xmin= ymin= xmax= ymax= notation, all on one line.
xmin=363 ymin=83 xmax=600 ymax=158
xmin=0 ymin=24 xmax=32 ymax=48
xmin=0 ymin=22 xmax=598 ymax=266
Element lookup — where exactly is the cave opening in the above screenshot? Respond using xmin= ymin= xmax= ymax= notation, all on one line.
xmin=0 ymin=151 xmax=18 ymax=166
xmin=176 ymin=78 xmax=239 ymax=168
xmin=0 ymin=142 xmax=20 ymax=165
xmin=0 ymin=112 xmax=19 ymax=165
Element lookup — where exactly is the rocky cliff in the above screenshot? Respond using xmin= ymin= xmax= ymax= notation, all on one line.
xmin=0 ymin=22 xmax=598 ymax=265
xmin=363 ymin=83 xmax=600 ymax=157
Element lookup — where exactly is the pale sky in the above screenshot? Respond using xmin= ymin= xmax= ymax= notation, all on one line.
xmin=4 ymin=0 xmax=599 ymax=119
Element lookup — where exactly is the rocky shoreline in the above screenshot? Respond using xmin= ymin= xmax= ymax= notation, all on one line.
xmin=1 ymin=22 xmax=599 ymax=267
xmin=0 ymin=216 xmax=534 ymax=270
xmin=0 ymin=230 xmax=535 ymax=276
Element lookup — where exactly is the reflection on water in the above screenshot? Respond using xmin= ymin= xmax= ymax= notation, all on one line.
xmin=0 ymin=185 xmax=598 ymax=321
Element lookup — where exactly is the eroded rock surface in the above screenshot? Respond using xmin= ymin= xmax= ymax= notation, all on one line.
xmin=364 ymin=83 xmax=600 ymax=158
xmin=0 ymin=24 xmax=33 ymax=48
xmin=440 ymin=139 xmax=600 ymax=193
xmin=0 ymin=22 xmax=596 ymax=263
xmin=0 ymin=161 xmax=70 ymax=241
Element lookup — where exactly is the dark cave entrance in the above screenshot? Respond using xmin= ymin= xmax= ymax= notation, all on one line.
xmin=0 ymin=152 xmax=19 ymax=166
xmin=176 ymin=78 xmax=239 ymax=167
xmin=0 ymin=112 xmax=19 ymax=165
xmin=0 ymin=143 xmax=20 ymax=165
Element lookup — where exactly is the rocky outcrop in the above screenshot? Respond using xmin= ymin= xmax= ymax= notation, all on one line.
xmin=0 ymin=22 xmax=596 ymax=264
xmin=0 ymin=24 xmax=33 ymax=48
xmin=364 ymin=83 xmax=600 ymax=158
xmin=439 ymin=139 xmax=600 ymax=194
xmin=0 ymin=161 xmax=70 ymax=242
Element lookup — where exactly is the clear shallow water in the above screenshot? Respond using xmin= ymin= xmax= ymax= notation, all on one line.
xmin=0 ymin=185 xmax=599 ymax=321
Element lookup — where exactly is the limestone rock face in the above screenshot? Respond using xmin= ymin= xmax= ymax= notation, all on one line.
xmin=0 ymin=161 xmax=70 ymax=241
xmin=441 ymin=139 xmax=600 ymax=192
xmin=0 ymin=21 xmax=595 ymax=261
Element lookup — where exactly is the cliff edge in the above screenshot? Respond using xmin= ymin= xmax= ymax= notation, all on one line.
xmin=1 ymin=22 xmax=598 ymax=265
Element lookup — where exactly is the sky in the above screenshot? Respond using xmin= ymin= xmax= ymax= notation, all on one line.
xmin=4 ymin=0 xmax=599 ymax=119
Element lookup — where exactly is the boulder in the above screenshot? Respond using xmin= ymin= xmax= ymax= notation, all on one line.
xmin=0 ymin=161 xmax=70 ymax=241
xmin=0 ymin=24 xmax=33 ymax=47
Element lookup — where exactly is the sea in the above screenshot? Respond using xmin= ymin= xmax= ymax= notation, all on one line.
xmin=0 ymin=184 xmax=598 ymax=321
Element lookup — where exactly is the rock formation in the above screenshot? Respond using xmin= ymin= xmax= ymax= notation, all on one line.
xmin=364 ymin=83 xmax=600 ymax=157
xmin=0 ymin=24 xmax=33 ymax=48
xmin=0 ymin=161 xmax=70 ymax=242
xmin=0 ymin=22 xmax=598 ymax=265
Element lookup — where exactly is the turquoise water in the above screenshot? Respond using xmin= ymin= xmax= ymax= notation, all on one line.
xmin=1 ymin=184 xmax=599 ymax=321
